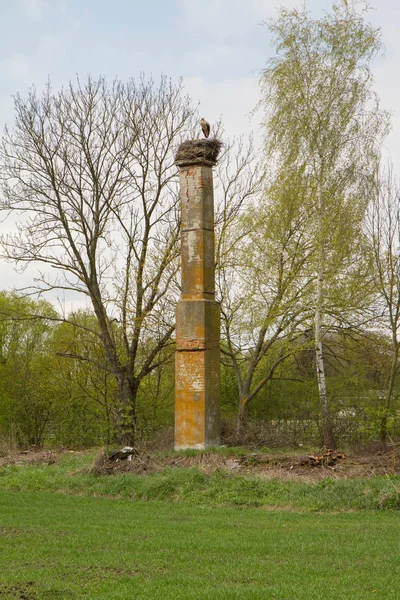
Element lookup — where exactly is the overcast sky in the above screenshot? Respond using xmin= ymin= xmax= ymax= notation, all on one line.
xmin=0 ymin=0 xmax=399 ymax=307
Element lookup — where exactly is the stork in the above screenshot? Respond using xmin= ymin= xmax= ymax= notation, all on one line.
xmin=200 ymin=117 xmax=210 ymax=138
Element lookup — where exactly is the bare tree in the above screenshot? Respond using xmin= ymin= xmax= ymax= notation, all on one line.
xmin=0 ymin=75 xmax=197 ymax=443
xmin=368 ymin=167 xmax=400 ymax=443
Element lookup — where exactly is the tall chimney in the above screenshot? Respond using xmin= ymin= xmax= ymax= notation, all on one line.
xmin=174 ymin=139 xmax=222 ymax=449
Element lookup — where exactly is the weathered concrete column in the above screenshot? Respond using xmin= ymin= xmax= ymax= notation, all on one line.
xmin=174 ymin=139 xmax=222 ymax=450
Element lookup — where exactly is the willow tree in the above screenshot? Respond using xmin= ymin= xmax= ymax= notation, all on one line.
xmin=259 ymin=0 xmax=389 ymax=448
xmin=0 ymin=76 xmax=196 ymax=443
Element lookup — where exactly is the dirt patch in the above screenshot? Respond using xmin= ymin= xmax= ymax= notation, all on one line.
xmin=0 ymin=448 xmax=81 ymax=467
xmin=88 ymin=445 xmax=400 ymax=481
xmin=88 ymin=451 xmax=231 ymax=476
xmin=0 ymin=581 xmax=36 ymax=600
xmin=242 ymin=449 xmax=400 ymax=481
xmin=2 ymin=445 xmax=400 ymax=482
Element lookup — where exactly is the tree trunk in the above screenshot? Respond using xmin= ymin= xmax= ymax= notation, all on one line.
xmin=115 ymin=372 xmax=138 ymax=445
xmin=380 ymin=346 xmax=398 ymax=444
xmin=315 ymin=334 xmax=336 ymax=450
xmin=236 ymin=396 xmax=248 ymax=439
xmin=380 ymin=412 xmax=388 ymax=445
xmin=315 ymin=181 xmax=336 ymax=450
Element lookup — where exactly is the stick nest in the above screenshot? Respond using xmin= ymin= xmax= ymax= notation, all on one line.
xmin=175 ymin=138 xmax=223 ymax=167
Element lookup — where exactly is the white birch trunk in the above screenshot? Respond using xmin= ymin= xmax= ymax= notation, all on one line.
xmin=315 ymin=181 xmax=336 ymax=449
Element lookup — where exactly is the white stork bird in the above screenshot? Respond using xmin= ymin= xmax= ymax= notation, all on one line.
xmin=200 ymin=118 xmax=210 ymax=138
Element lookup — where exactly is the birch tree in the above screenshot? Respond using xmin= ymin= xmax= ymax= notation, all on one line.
xmin=260 ymin=0 xmax=389 ymax=448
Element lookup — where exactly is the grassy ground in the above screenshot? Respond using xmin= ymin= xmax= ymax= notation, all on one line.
xmin=1 ymin=491 xmax=400 ymax=599
xmin=1 ymin=452 xmax=400 ymax=510
xmin=1 ymin=451 xmax=400 ymax=599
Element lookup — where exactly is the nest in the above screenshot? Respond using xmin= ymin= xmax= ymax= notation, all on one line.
xmin=175 ymin=138 xmax=223 ymax=167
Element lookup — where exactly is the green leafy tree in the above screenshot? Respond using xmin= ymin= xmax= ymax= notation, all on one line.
xmin=0 ymin=293 xmax=57 ymax=446
xmin=218 ymin=168 xmax=313 ymax=434
xmin=259 ymin=0 xmax=389 ymax=448
xmin=49 ymin=311 xmax=118 ymax=446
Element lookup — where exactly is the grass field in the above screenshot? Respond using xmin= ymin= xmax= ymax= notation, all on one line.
xmin=1 ymin=451 xmax=400 ymax=510
xmin=1 ymin=452 xmax=400 ymax=599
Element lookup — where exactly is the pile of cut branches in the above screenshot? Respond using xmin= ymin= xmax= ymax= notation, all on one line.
xmin=298 ymin=449 xmax=346 ymax=468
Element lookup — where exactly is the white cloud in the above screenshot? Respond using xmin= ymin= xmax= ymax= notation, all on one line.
xmin=185 ymin=44 xmax=234 ymax=70
xmin=0 ymin=55 xmax=30 ymax=80
xmin=22 ymin=0 xmax=45 ymax=21
xmin=179 ymin=0 xmax=265 ymax=34
xmin=179 ymin=0 xmax=330 ymax=34
xmin=37 ymin=33 xmax=61 ymax=56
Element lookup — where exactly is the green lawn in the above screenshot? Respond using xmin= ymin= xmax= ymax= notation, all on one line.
xmin=1 ymin=454 xmax=400 ymax=598
xmin=0 ymin=489 xmax=399 ymax=599
xmin=1 ymin=452 xmax=400 ymax=511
